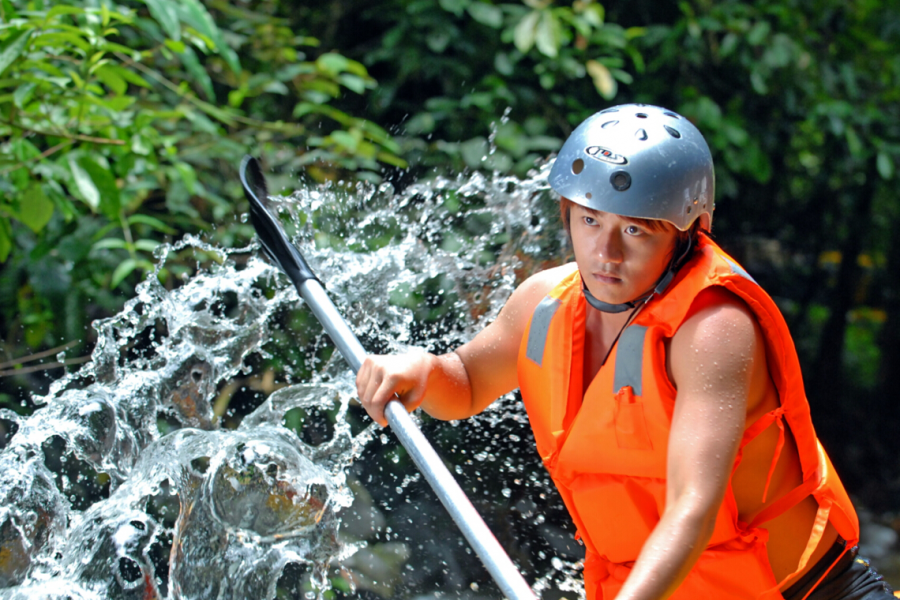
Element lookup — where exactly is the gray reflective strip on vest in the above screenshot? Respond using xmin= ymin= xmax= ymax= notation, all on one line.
xmin=526 ymin=297 xmax=561 ymax=367
xmin=722 ymin=256 xmax=757 ymax=284
xmin=613 ymin=325 xmax=648 ymax=394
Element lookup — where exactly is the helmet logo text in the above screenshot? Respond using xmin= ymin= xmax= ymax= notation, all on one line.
xmin=584 ymin=146 xmax=627 ymax=165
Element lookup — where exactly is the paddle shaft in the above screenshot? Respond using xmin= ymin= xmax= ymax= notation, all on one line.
xmin=298 ymin=279 xmax=537 ymax=600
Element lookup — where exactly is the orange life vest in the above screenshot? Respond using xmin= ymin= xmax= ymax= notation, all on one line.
xmin=517 ymin=234 xmax=859 ymax=600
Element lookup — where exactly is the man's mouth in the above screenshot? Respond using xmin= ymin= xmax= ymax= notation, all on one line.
xmin=592 ymin=272 xmax=622 ymax=284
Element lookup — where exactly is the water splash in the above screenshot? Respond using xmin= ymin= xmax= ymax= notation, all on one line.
xmin=0 ymin=163 xmax=585 ymax=599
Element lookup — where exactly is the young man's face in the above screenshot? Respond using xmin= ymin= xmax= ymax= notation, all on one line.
xmin=569 ymin=204 xmax=678 ymax=306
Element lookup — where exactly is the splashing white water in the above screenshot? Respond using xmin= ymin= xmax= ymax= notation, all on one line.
xmin=0 ymin=163 xmax=585 ymax=599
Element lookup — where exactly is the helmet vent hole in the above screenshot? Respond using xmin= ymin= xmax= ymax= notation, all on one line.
xmin=610 ymin=171 xmax=631 ymax=191
xmin=664 ymin=125 xmax=681 ymax=138
xmin=585 ymin=192 xmax=593 ymax=199
xmin=600 ymin=108 xmax=619 ymax=114
xmin=601 ymin=120 xmax=619 ymax=129
xmin=572 ymin=158 xmax=584 ymax=175
xmin=686 ymin=206 xmax=692 ymax=214
xmin=636 ymin=128 xmax=648 ymax=140
xmin=664 ymin=112 xmax=680 ymax=119
xmin=636 ymin=113 xmax=648 ymax=119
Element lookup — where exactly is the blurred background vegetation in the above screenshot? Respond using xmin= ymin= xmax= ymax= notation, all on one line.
xmin=1 ymin=0 xmax=899 ymax=529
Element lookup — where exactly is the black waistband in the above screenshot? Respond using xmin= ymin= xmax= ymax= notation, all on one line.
xmin=782 ymin=537 xmax=856 ymax=600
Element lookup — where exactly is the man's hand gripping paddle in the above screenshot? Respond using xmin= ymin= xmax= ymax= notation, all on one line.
xmin=239 ymin=156 xmax=537 ymax=600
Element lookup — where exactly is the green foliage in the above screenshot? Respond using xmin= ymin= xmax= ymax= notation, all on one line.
xmin=330 ymin=0 xmax=645 ymax=175
xmin=0 ymin=0 xmax=405 ymax=353
xmin=1 ymin=0 xmax=898 ymax=510
xmin=617 ymin=0 xmax=900 ymax=484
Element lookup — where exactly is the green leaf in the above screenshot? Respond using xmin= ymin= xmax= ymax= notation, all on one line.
xmin=93 ymin=237 xmax=129 ymax=250
xmin=178 ymin=0 xmax=240 ymax=74
xmin=467 ymin=3 xmax=503 ymax=28
xmin=338 ymin=73 xmax=368 ymax=94
xmin=84 ymin=94 xmax=136 ymax=112
xmin=107 ymin=64 xmax=150 ymax=88
xmin=494 ymin=51 xmax=514 ymax=76
xmin=331 ymin=130 xmax=359 ymax=152
xmin=582 ymin=4 xmax=604 ymax=27
xmin=68 ymin=156 xmax=100 ymax=210
xmin=317 ymin=52 xmax=349 ymax=76
xmin=1 ymin=0 xmax=18 ymax=21
xmin=877 ymin=152 xmax=894 ymax=180
xmin=33 ymin=31 xmax=91 ymax=54
xmin=612 ymin=68 xmax=633 ymax=85
xmin=134 ymin=239 xmax=160 ymax=253
xmin=720 ymin=32 xmax=739 ymax=58
xmin=174 ymin=161 xmax=197 ymax=193
xmin=439 ymin=0 xmax=469 ymax=17
xmin=514 ymin=11 xmax=540 ymax=53
xmin=77 ymin=156 xmax=121 ymax=220
xmin=747 ymin=20 xmax=771 ymax=45
xmin=12 ymin=81 xmax=34 ymax=108
xmin=179 ymin=46 xmax=214 ymax=101
xmin=111 ymin=258 xmax=138 ymax=288
xmin=0 ymin=29 xmax=31 ymax=77
xmin=625 ymin=26 xmax=645 ymax=41
xmin=127 ymin=214 xmax=176 ymax=235
xmin=460 ymin=137 xmax=488 ymax=168
xmin=376 ymin=151 xmax=408 ymax=169
xmin=144 ymin=0 xmax=181 ymax=41
xmin=46 ymin=4 xmax=84 ymax=20
xmin=94 ymin=64 xmax=126 ymax=94
xmin=97 ymin=41 xmax=137 ymax=56
xmin=17 ymin=184 xmax=54 ymax=233
xmin=535 ymin=11 xmax=560 ymax=58
xmin=0 ymin=216 xmax=11 ymax=262
xmin=164 ymin=39 xmax=186 ymax=53
xmin=845 ymin=127 xmax=863 ymax=158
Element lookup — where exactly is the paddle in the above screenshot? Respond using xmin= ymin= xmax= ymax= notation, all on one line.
xmin=238 ymin=155 xmax=537 ymax=600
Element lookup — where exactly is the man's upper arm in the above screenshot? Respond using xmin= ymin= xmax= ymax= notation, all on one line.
xmin=666 ymin=287 xmax=761 ymax=505
xmin=455 ymin=265 xmax=573 ymax=413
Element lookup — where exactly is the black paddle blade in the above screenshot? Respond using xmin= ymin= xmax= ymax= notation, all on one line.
xmin=239 ymin=155 xmax=320 ymax=288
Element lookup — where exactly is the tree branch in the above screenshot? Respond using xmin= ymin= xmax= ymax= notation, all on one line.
xmin=0 ymin=140 xmax=74 ymax=175
xmin=0 ymin=356 xmax=91 ymax=378
xmin=0 ymin=340 xmax=79 ymax=370
xmin=0 ymin=118 xmax=125 ymax=145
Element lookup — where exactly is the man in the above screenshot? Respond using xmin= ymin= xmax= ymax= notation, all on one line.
xmin=356 ymin=105 xmax=895 ymax=599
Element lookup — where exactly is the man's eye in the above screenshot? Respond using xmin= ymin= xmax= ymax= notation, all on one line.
xmin=584 ymin=217 xmax=596 ymax=225
xmin=625 ymin=225 xmax=641 ymax=235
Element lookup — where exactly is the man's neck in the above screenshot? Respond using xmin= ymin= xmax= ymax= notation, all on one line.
xmin=583 ymin=308 xmax=633 ymax=391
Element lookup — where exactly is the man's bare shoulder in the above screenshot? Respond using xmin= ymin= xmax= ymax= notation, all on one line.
xmin=669 ymin=286 xmax=763 ymax=400
xmin=672 ymin=286 xmax=760 ymax=351
xmin=498 ymin=262 xmax=579 ymax=331
xmin=514 ymin=262 xmax=578 ymax=304
xmin=521 ymin=262 xmax=578 ymax=291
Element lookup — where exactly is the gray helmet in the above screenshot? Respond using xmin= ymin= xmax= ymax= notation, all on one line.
xmin=549 ymin=104 xmax=714 ymax=231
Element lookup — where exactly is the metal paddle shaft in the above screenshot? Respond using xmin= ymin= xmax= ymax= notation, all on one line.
xmin=239 ymin=156 xmax=537 ymax=600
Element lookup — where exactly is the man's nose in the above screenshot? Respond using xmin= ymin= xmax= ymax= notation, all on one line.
xmin=596 ymin=230 xmax=623 ymax=263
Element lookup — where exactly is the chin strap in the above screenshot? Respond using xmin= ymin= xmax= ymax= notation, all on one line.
xmin=582 ymin=235 xmax=693 ymax=314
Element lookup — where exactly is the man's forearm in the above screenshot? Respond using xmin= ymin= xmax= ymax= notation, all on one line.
xmin=614 ymin=500 xmax=719 ymax=600
xmin=418 ymin=351 xmax=477 ymax=421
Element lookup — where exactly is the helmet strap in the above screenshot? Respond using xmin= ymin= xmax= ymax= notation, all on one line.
xmin=582 ymin=285 xmax=648 ymax=313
